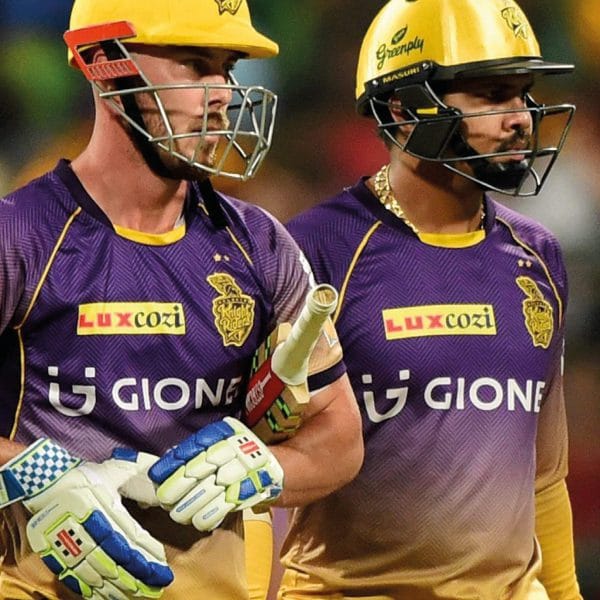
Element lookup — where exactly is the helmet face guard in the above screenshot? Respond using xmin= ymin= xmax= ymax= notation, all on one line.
xmin=355 ymin=0 xmax=576 ymax=197
xmin=367 ymin=77 xmax=575 ymax=196
xmin=101 ymin=71 xmax=278 ymax=182
xmin=65 ymin=5 xmax=279 ymax=181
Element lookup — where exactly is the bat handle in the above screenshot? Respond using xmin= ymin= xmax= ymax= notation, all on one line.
xmin=306 ymin=284 xmax=338 ymax=315
xmin=271 ymin=284 xmax=338 ymax=386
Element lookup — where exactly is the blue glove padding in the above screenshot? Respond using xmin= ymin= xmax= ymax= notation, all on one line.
xmin=1 ymin=439 xmax=173 ymax=599
xmin=149 ymin=417 xmax=283 ymax=531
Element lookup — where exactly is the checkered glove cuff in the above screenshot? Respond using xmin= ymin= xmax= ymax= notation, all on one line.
xmin=0 ymin=439 xmax=80 ymax=508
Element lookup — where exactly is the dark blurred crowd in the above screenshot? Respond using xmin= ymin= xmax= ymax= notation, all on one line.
xmin=0 ymin=1 xmax=597 ymax=595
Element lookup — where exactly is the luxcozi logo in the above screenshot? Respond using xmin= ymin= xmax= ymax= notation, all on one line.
xmin=77 ymin=303 xmax=185 ymax=335
xmin=383 ymin=304 xmax=496 ymax=340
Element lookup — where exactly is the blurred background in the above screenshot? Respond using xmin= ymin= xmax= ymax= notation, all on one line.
xmin=0 ymin=1 xmax=597 ymax=596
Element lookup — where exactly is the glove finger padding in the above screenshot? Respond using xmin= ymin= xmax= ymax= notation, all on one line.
xmin=19 ymin=444 xmax=173 ymax=599
xmin=149 ymin=417 xmax=284 ymax=532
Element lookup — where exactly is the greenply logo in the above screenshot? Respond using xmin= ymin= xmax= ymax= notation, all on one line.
xmin=377 ymin=26 xmax=424 ymax=70
xmin=391 ymin=27 xmax=408 ymax=45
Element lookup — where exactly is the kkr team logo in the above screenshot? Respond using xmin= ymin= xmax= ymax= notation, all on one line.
xmin=207 ymin=273 xmax=255 ymax=347
xmin=383 ymin=304 xmax=496 ymax=340
xmin=500 ymin=6 xmax=529 ymax=39
xmin=516 ymin=276 xmax=554 ymax=349
xmin=214 ymin=0 xmax=242 ymax=15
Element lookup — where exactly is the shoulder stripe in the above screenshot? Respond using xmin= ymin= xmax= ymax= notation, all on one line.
xmin=198 ymin=201 xmax=254 ymax=267
xmin=10 ymin=329 xmax=26 ymax=440
xmin=226 ymin=227 xmax=254 ymax=267
xmin=333 ymin=221 xmax=382 ymax=324
xmin=496 ymin=216 xmax=563 ymax=324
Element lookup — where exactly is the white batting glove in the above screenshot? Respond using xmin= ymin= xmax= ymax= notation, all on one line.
xmin=0 ymin=439 xmax=173 ymax=599
xmin=148 ymin=417 xmax=284 ymax=532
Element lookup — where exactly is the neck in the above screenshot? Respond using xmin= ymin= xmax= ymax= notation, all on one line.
xmin=370 ymin=153 xmax=485 ymax=234
xmin=71 ymin=114 xmax=188 ymax=234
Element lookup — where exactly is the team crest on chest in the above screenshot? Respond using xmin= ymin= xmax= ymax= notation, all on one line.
xmin=214 ymin=0 xmax=242 ymax=15
xmin=207 ymin=273 xmax=255 ymax=347
xmin=516 ymin=276 xmax=553 ymax=349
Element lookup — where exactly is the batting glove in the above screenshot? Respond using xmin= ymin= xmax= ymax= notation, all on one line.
xmin=148 ymin=417 xmax=284 ymax=532
xmin=0 ymin=439 xmax=173 ymax=599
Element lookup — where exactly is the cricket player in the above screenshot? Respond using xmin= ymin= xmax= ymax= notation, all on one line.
xmin=0 ymin=1 xmax=363 ymax=599
xmin=280 ymin=0 xmax=582 ymax=599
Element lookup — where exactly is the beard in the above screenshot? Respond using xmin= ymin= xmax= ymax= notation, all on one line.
xmin=449 ymin=128 xmax=533 ymax=191
xmin=153 ymin=139 xmax=217 ymax=182
xmin=471 ymin=155 xmax=529 ymax=190
xmin=496 ymin=128 xmax=532 ymax=155
xmin=128 ymin=107 xmax=230 ymax=182
xmin=472 ymin=129 xmax=533 ymax=190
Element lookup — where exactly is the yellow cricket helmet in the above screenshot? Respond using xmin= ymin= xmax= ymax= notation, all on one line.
xmin=356 ymin=0 xmax=571 ymax=115
xmin=67 ymin=0 xmax=278 ymax=64
xmin=63 ymin=0 xmax=279 ymax=182
xmin=355 ymin=0 xmax=575 ymax=197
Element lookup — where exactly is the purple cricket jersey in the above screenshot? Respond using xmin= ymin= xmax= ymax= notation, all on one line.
xmin=0 ymin=159 xmax=341 ymax=599
xmin=282 ymin=178 xmax=570 ymax=599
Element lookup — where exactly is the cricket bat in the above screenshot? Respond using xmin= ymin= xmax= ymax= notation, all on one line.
xmin=244 ymin=284 xmax=339 ymax=443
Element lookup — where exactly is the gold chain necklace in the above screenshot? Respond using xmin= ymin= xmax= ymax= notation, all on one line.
xmin=373 ymin=164 xmax=419 ymax=233
xmin=372 ymin=164 xmax=485 ymax=233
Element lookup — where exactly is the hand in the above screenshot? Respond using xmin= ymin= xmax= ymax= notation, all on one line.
xmin=148 ymin=417 xmax=284 ymax=532
xmin=1 ymin=439 xmax=173 ymax=599
xmin=108 ymin=448 xmax=162 ymax=510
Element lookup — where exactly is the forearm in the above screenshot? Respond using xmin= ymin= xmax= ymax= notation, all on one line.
xmin=270 ymin=374 xmax=363 ymax=507
xmin=535 ymin=479 xmax=582 ymax=600
xmin=0 ymin=437 xmax=27 ymax=466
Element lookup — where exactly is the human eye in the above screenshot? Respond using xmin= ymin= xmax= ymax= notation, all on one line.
xmin=521 ymin=85 xmax=533 ymax=101
xmin=482 ymin=87 xmax=505 ymax=102
xmin=184 ymin=58 xmax=210 ymax=75
xmin=224 ymin=61 xmax=237 ymax=77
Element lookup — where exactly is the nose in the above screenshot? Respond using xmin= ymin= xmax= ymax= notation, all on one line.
xmin=503 ymin=96 xmax=532 ymax=133
xmin=203 ymin=74 xmax=233 ymax=110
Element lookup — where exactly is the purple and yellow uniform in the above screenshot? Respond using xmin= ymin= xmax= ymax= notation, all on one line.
xmin=282 ymin=179 xmax=569 ymax=600
xmin=0 ymin=159 xmax=341 ymax=600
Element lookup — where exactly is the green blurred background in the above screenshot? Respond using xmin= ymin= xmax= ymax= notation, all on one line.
xmin=0 ymin=1 xmax=597 ymax=596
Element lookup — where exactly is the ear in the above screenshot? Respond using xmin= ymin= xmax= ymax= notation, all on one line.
xmin=387 ymin=95 xmax=415 ymax=138
xmin=388 ymin=96 xmax=405 ymax=122
xmin=85 ymin=47 xmax=119 ymax=93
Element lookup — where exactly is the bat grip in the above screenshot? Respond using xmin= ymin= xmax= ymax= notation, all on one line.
xmin=271 ymin=284 xmax=338 ymax=386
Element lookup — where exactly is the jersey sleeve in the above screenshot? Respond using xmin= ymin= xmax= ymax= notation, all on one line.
xmin=0 ymin=196 xmax=28 ymax=333
xmin=262 ymin=214 xmax=316 ymax=327
xmin=535 ymin=228 xmax=569 ymax=491
xmin=242 ymin=205 xmax=345 ymax=391
xmin=285 ymin=190 xmax=364 ymax=301
xmin=535 ymin=350 xmax=569 ymax=490
xmin=535 ymin=480 xmax=582 ymax=599
xmin=0 ymin=173 xmax=67 ymax=334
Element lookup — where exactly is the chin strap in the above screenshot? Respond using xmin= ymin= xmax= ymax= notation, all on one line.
xmin=100 ymin=41 xmax=173 ymax=180
xmin=198 ymin=178 xmax=228 ymax=230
